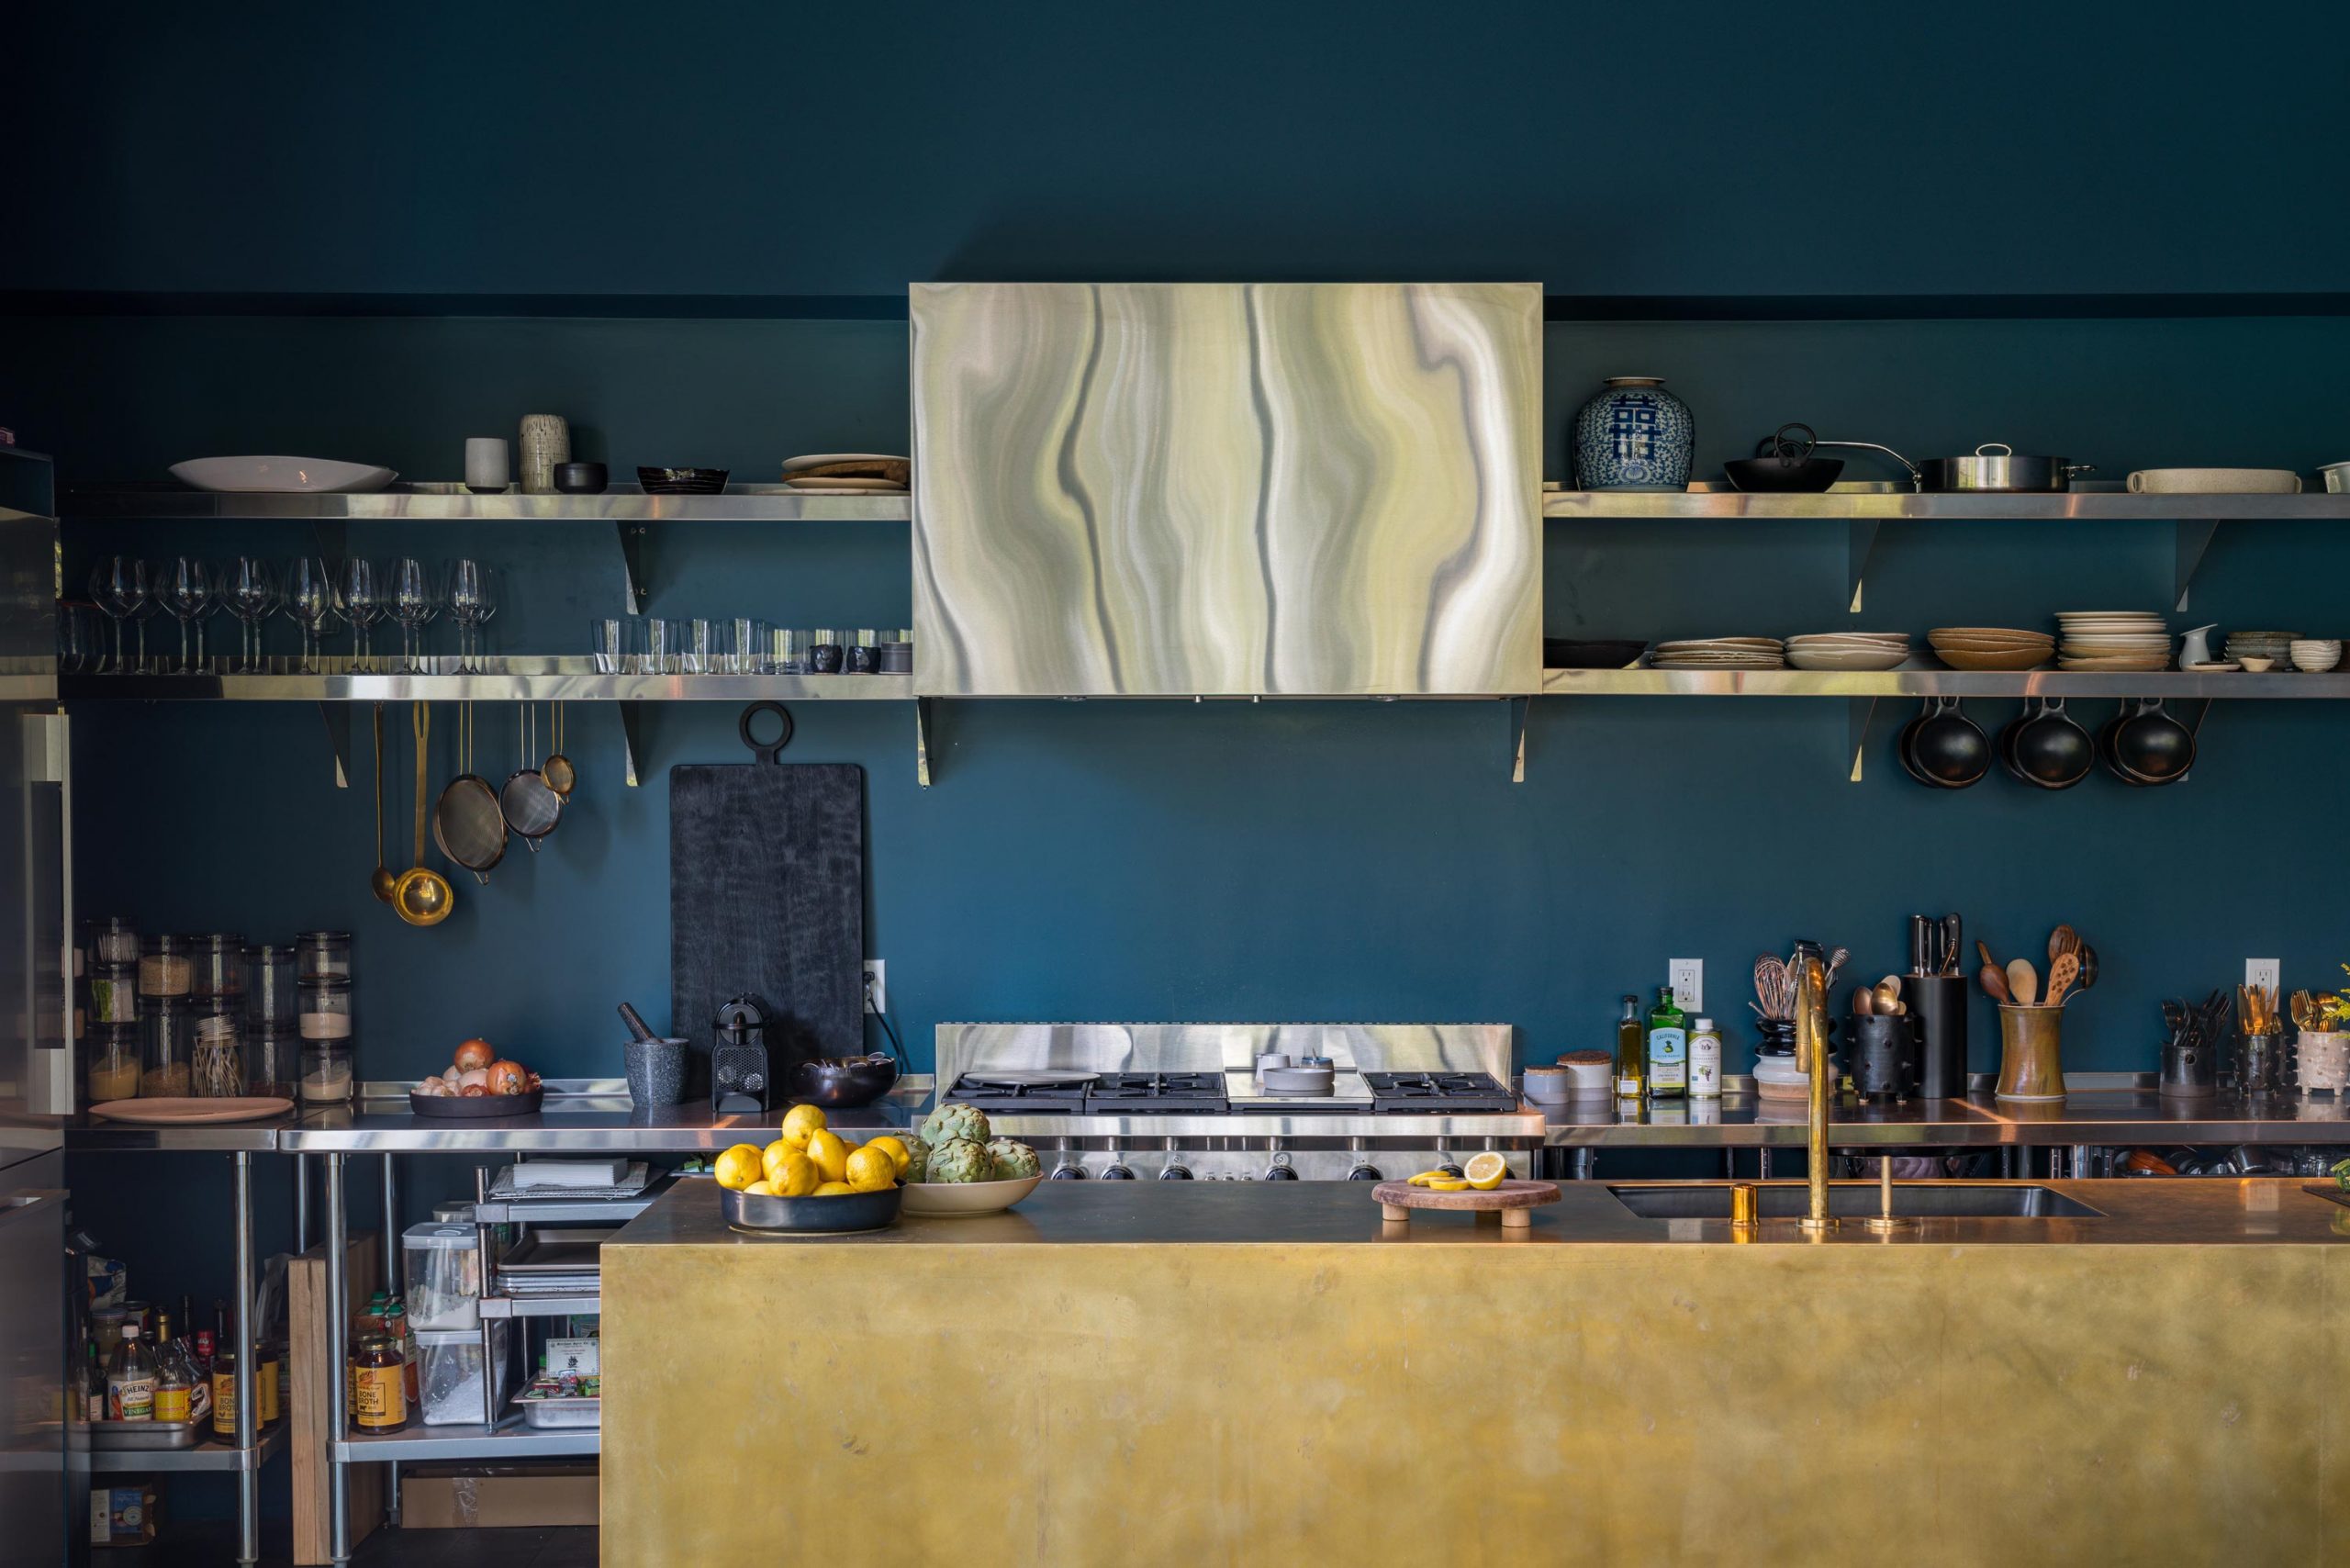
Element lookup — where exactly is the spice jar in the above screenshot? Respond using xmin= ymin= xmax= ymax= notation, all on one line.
xmin=190 ymin=935 xmax=247 ymax=1002
xmin=350 ymin=1330 xmax=408 ymax=1433
xmin=808 ymin=628 xmax=844 ymax=674
xmin=301 ymin=1042 xmax=353 ymax=1104
xmin=299 ymin=975 xmax=352 ymax=1039
xmin=192 ymin=1007 xmax=246 ymax=1098
xmin=246 ymin=1028 xmax=297 ymax=1102
xmin=139 ymin=935 xmax=192 ymax=1000
xmin=93 ymin=917 xmax=140 ymax=966
xmin=296 ymin=931 xmax=351 ymax=980
xmin=247 ymin=944 xmax=297 ymax=1030
xmin=87 ymin=1023 xmax=141 ymax=1103
xmin=88 ymin=963 xmax=139 ymax=1025
xmin=140 ymin=1002 xmax=194 ymax=1097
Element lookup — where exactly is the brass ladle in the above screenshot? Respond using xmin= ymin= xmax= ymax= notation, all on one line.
xmin=369 ymin=702 xmax=396 ymax=904
xmin=392 ymin=701 xmax=454 ymax=926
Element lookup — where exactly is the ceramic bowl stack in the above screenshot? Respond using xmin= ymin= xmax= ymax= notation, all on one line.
xmin=2289 ymin=639 xmax=2344 ymax=673
xmin=1650 ymin=637 xmax=1785 ymax=670
xmin=2056 ymin=611 xmax=2170 ymax=672
xmin=2223 ymin=630 xmax=2295 ymax=672
xmin=1784 ymin=632 xmax=1910 ymax=671
xmin=1927 ymin=627 xmax=2054 ymax=671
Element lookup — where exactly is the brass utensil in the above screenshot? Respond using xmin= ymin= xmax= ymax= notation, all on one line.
xmin=2292 ymin=990 xmax=2316 ymax=1031
xmin=1874 ymin=976 xmax=1905 ymax=1015
xmin=369 ymin=703 xmax=396 ymax=904
xmin=1979 ymin=964 xmax=2012 ymax=1003
xmin=392 ymin=702 xmax=454 ymax=926
xmin=542 ymin=700 xmax=575 ymax=797
xmin=2006 ymin=958 xmax=2041 ymax=1007
xmin=2045 ymin=952 xmax=2081 ymax=1007
xmin=1853 ymin=985 xmax=1874 ymax=1017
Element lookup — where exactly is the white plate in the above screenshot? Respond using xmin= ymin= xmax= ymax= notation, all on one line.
xmin=171 ymin=456 xmax=397 ymax=493
xmin=1785 ymin=650 xmax=1909 ymax=670
xmin=780 ymin=453 xmax=908 ymax=475
xmin=900 ymin=1174 xmax=1044 ymax=1216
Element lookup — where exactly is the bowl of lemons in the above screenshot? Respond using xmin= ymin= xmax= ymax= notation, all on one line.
xmin=713 ymin=1104 xmax=912 ymax=1235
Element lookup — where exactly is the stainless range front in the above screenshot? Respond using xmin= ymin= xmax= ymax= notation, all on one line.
xmin=931 ymin=1024 xmax=1543 ymax=1182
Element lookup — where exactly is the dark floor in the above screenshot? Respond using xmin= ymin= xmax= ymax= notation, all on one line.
xmin=97 ymin=1522 xmax=595 ymax=1566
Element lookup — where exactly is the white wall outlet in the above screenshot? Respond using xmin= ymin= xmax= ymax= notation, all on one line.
xmin=1670 ymin=959 xmax=1704 ymax=1015
xmin=2246 ymin=958 xmax=2279 ymax=999
xmin=863 ymin=959 xmax=886 ymax=1015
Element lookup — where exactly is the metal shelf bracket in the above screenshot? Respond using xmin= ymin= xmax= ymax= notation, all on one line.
xmin=1848 ymin=696 xmax=1881 ymax=782
xmin=2175 ymin=518 xmax=2220 ymax=611
xmin=317 ymin=702 xmax=351 ymax=788
xmin=915 ymin=698 xmax=935 ymax=788
xmin=617 ymin=523 xmax=649 ymax=614
xmin=1508 ymin=696 xmax=1529 ymax=783
xmin=1848 ymin=519 xmax=1882 ymax=613
xmin=618 ymin=700 xmax=643 ymax=788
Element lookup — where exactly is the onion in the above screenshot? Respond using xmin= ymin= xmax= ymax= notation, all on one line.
xmin=485 ymin=1059 xmax=529 ymax=1095
xmin=458 ymin=1068 xmax=489 ymax=1090
xmin=453 ymin=1038 xmax=496 ymax=1072
xmin=442 ymin=1066 xmax=462 ymax=1084
xmin=459 ymin=1083 xmax=490 ymax=1097
xmin=415 ymin=1078 xmax=452 ymax=1096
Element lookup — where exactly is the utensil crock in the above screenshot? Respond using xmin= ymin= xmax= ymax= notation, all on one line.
xmin=1995 ymin=1005 xmax=2065 ymax=1101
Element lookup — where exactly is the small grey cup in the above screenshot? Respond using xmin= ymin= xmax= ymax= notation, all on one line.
xmin=625 ymin=1037 xmax=688 ymax=1107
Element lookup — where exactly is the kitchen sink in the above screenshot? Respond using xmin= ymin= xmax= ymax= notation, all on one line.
xmin=1605 ymin=1182 xmax=2105 ymax=1220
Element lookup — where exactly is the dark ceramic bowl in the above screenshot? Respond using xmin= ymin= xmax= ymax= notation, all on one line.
xmin=553 ymin=461 xmax=608 ymax=494
xmin=1543 ymin=637 xmax=1649 ymax=669
xmin=722 ymin=1182 xmax=902 ymax=1235
xmin=789 ymin=1054 xmax=901 ymax=1109
xmin=1722 ymin=455 xmax=1844 ymax=493
xmin=409 ymin=1087 xmax=544 ymax=1118
xmin=2009 ymin=700 xmax=2094 ymax=790
xmin=636 ymin=466 xmax=729 ymax=495
xmin=2111 ymin=700 xmax=2195 ymax=784
xmin=1901 ymin=699 xmax=1988 ymax=788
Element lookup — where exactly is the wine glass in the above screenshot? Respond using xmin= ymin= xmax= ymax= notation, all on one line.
xmin=87 ymin=557 xmax=148 ymax=674
xmin=284 ymin=556 xmax=341 ymax=673
xmin=445 ymin=559 xmax=498 ymax=672
xmin=387 ymin=557 xmax=442 ymax=672
xmin=157 ymin=557 xmax=215 ymax=674
xmin=222 ymin=556 xmax=279 ymax=673
xmin=341 ymin=558 xmax=383 ymax=672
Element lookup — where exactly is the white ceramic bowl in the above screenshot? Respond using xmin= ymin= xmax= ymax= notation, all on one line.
xmin=2289 ymin=641 xmax=2343 ymax=672
xmin=2238 ymin=656 xmax=2276 ymax=672
xmin=170 ymin=456 xmax=397 ymax=493
xmin=900 ymin=1174 xmax=1043 ymax=1216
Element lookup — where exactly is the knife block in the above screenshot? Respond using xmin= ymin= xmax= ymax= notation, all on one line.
xmin=1902 ymin=975 xmax=1969 ymax=1100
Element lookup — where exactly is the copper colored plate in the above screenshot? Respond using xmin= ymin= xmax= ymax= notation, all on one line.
xmin=89 ymin=1096 xmax=295 ymax=1125
xmin=1934 ymin=649 xmax=2052 ymax=671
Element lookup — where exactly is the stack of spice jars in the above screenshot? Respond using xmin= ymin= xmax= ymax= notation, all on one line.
xmin=138 ymin=935 xmax=195 ymax=1096
xmin=244 ymin=944 xmax=299 ymax=1100
xmin=189 ymin=935 xmax=247 ymax=1097
xmin=84 ymin=918 xmax=141 ymax=1103
xmin=297 ymin=932 xmax=353 ymax=1104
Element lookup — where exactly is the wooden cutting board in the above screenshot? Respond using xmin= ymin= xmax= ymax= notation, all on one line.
xmin=1371 ymin=1178 xmax=1561 ymax=1228
xmin=89 ymin=1096 xmax=294 ymax=1124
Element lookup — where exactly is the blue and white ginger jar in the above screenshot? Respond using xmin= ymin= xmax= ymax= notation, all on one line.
xmin=1572 ymin=376 xmax=1693 ymax=491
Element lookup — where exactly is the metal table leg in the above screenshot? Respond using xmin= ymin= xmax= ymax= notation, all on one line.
xmin=234 ymin=1151 xmax=258 ymax=1566
xmin=294 ymin=1151 xmax=311 ymax=1253
xmin=380 ymin=1154 xmax=397 ymax=1292
xmin=326 ymin=1152 xmax=349 ymax=1565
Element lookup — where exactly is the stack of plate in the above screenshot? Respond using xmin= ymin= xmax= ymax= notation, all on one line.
xmin=1650 ymin=637 xmax=1785 ymax=670
xmin=2224 ymin=629 xmax=2297 ymax=666
xmin=1784 ymin=632 xmax=1910 ymax=671
xmin=1927 ymin=627 xmax=2055 ymax=671
xmin=781 ymin=454 xmax=910 ymax=494
xmin=2056 ymin=610 xmax=2170 ymax=671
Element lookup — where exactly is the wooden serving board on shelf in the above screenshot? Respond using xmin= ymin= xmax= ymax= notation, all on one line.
xmin=1371 ymin=1179 xmax=1561 ymax=1229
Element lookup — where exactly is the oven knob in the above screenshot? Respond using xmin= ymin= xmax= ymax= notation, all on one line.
xmin=1100 ymin=1159 xmax=1136 ymax=1180
xmin=1263 ymin=1151 xmax=1299 ymax=1182
xmin=1049 ymin=1159 xmax=1089 ymax=1179
xmin=1158 ymin=1162 xmax=1193 ymax=1180
xmin=1345 ymin=1163 xmax=1382 ymax=1182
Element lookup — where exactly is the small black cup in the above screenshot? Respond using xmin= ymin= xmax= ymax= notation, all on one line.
xmin=553 ymin=461 xmax=608 ymax=494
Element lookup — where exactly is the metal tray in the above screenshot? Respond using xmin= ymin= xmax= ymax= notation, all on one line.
xmin=722 ymin=1183 xmax=902 ymax=1235
xmin=496 ymin=1227 xmax=619 ymax=1272
xmin=92 ymin=1417 xmax=206 ymax=1450
xmin=514 ymin=1393 xmax=601 ymax=1428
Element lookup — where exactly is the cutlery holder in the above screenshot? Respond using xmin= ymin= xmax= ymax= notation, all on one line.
xmin=2296 ymin=1031 xmax=2350 ymax=1094
xmin=1995 ymin=1005 xmax=2065 ymax=1101
xmin=1901 ymin=975 xmax=1969 ymax=1100
xmin=2159 ymin=1036 xmax=2216 ymax=1099
xmin=1847 ymin=1015 xmax=1919 ymax=1100
xmin=2238 ymin=1031 xmax=2286 ymax=1096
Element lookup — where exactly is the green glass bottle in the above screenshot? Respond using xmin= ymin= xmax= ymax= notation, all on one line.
xmin=1646 ymin=983 xmax=1688 ymax=1100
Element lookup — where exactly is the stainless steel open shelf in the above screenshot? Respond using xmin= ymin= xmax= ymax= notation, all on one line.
xmin=89 ymin=1421 xmax=287 ymax=1474
xmin=1541 ymin=488 xmax=2350 ymax=521
xmin=62 ymin=483 xmax=911 ymax=523
xmin=61 ymin=662 xmax=912 ymax=703
xmin=329 ymin=1417 xmax=598 ymax=1461
xmin=1540 ymin=666 xmax=2350 ymax=699
xmin=476 ymin=1294 xmax=604 ymax=1321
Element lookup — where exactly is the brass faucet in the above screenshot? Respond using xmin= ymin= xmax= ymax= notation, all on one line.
xmin=1791 ymin=940 xmax=1838 ymax=1233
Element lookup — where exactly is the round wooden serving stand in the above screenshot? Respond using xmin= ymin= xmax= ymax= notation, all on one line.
xmin=1371 ymin=1178 xmax=1561 ymax=1230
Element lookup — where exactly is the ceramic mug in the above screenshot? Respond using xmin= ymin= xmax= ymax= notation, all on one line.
xmin=2320 ymin=461 xmax=2350 ymax=495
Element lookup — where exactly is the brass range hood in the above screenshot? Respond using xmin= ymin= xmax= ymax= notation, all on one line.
xmin=909 ymin=282 xmax=1542 ymax=699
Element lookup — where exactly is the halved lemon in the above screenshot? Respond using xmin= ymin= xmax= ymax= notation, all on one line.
xmin=1422 ymin=1177 xmax=1471 ymax=1192
xmin=1463 ymin=1152 xmax=1508 ymax=1191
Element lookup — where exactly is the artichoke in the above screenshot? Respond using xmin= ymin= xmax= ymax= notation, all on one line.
xmin=927 ymin=1137 xmax=994 ymax=1184
xmin=921 ymin=1103 xmax=990 ymax=1148
xmin=987 ymin=1138 xmax=1040 ymax=1181
xmin=900 ymin=1132 xmax=931 ymax=1182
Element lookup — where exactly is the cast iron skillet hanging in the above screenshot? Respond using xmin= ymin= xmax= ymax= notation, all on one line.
xmin=431 ymin=701 xmax=508 ymax=884
xmin=500 ymin=703 xmax=565 ymax=851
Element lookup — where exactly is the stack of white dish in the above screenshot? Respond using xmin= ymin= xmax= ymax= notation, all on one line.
xmin=1650 ymin=637 xmax=1785 ymax=670
xmin=1784 ymin=632 xmax=1911 ymax=671
xmin=2056 ymin=611 xmax=2170 ymax=671
xmin=1927 ymin=627 xmax=2055 ymax=671
xmin=780 ymin=454 xmax=910 ymax=494
xmin=2225 ymin=630 xmax=2296 ymax=668
xmin=2288 ymin=638 xmax=2343 ymax=673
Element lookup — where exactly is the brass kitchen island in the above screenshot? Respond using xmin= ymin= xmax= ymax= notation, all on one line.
xmin=601 ymin=1178 xmax=2350 ymax=1565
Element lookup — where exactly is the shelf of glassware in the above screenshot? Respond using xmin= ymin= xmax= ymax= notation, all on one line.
xmin=89 ymin=1420 xmax=288 ymax=1474
xmin=62 ymin=484 xmax=912 ymax=523
xmin=1540 ymin=666 xmax=2350 ymax=699
xmin=60 ymin=660 xmax=913 ymax=702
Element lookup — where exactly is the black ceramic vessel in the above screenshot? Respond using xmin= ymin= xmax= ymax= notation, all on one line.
xmin=553 ymin=461 xmax=608 ymax=494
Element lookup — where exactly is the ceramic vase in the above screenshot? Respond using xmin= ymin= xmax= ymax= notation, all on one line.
xmin=1572 ymin=377 xmax=1693 ymax=491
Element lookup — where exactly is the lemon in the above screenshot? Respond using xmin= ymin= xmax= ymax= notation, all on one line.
xmin=813 ymin=1181 xmax=855 ymax=1196
xmin=805 ymin=1129 xmax=850 ymax=1183
xmin=774 ymin=1153 xmax=820 ymax=1197
xmin=713 ymin=1144 xmax=766 ymax=1192
xmin=1406 ymin=1170 xmax=1449 ymax=1188
xmin=1423 ymin=1177 xmax=1471 ymax=1192
xmin=761 ymin=1138 xmax=800 ymax=1184
xmin=1463 ymin=1152 xmax=1508 ymax=1191
xmin=845 ymin=1146 xmax=897 ymax=1193
xmin=779 ymin=1103 xmax=828 ymax=1151
xmin=866 ymin=1135 xmax=912 ymax=1175
xmin=743 ymin=1180 xmax=778 ymax=1197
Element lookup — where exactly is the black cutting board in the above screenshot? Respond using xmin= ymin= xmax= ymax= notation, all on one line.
xmin=669 ymin=706 xmax=865 ymax=1075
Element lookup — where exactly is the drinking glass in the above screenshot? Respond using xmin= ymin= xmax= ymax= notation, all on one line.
xmin=590 ymin=618 xmax=624 ymax=675
xmin=643 ymin=615 xmax=676 ymax=675
xmin=445 ymin=559 xmax=498 ymax=672
xmin=387 ymin=557 xmax=442 ymax=671
xmin=88 ymin=557 xmax=148 ymax=674
xmin=57 ymin=601 xmax=100 ymax=674
xmin=157 ymin=557 xmax=214 ymax=673
xmin=341 ymin=558 xmax=383 ymax=672
xmin=681 ymin=618 xmax=714 ymax=675
xmin=724 ymin=618 xmax=770 ymax=674
xmin=223 ymin=557 xmax=279 ymax=673
xmin=284 ymin=556 xmax=341 ymax=673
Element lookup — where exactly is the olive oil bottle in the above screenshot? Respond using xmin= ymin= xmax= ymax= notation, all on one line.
xmin=1646 ymin=983 xmax=1688 ymax=1100
xmin=1613 ymin=995 xmax=1645 ymax=1099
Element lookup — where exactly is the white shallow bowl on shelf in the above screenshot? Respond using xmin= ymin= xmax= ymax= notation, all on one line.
xmin=170 ymin=456 xmax=397 ymax=493
xmin=900 ymin=1174 xmax=1043 ymax=1216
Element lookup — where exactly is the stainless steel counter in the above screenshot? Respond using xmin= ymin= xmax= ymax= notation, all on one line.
xmin=62 ymin=1110 xmax=295 ymax=1152
xmin=1540 ymin=1087 xmax=2350 ymax=1148
xmin=282 ymin=1089 xmax=926 ymax=1152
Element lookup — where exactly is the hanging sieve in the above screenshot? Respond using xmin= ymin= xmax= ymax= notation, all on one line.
xmin=500 ymin=701 xmax=564 ymax=851
xmin=542 ymin=700 xmax=576 ymax=797
xmin=431 ymin=700 xmax=508 ymax=884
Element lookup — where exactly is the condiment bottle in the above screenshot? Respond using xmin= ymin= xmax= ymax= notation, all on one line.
xmin=210 ymin=1344 xmax=240 ymax=1438
xmin=350 ymin=1331 xmax=408 ymax=1433
xmin=106 ymin=1326 xmax=156 ymax=1421
xmin=1613 ymin=995 xmax=1644 ymax=1099
xmin=1690 ymin=1016 xmax=1723 ymax=1099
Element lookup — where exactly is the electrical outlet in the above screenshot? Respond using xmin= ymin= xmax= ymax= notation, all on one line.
xmin=2246 ymin=958 xmax=2279 ymax=999
xmin=862 ymin=960 xmax=886 ymax=1015
xmin=1670 ymin=959 xmax=1703 ymax=1015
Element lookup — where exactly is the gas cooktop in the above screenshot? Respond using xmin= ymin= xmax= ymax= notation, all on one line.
xmin=941 ymin=1070 xmax=1232 ymax=1114
xmin=1360 ymin=1071 xmax=1520 ymax=1114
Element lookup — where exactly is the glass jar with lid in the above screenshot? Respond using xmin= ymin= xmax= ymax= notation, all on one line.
xmin=299 ymin=975 xmax=352 ymax=1040
xmin=140 ymin=1002 xmax=194 ymax=1097
xmin=88 ymin=963 xmax=139 ymax=1025
xmin=92 ymin=917 xmax=140 ymax=967
xmin=295 ymin=931 xmax=351 ymax=980
xmin=87 ymin=1023 xmax=140 ymax=1103
xmin=191 ymin=935 xmax=247 ymax=1002
xmin=191 ymin=1006 xmax=246 ymax=1098
xmin=247 ymin=945 xmax=297 ymax=1030
xmin=247 ymin=1028 xmax=297 ymax=1102
xmin=300 ymin=1041 xmax=353 ymax=1103
xmin=139 ymin=935 xmax=192 ymax=1000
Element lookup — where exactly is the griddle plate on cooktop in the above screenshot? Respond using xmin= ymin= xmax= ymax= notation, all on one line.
xmin=1361 ymin=1070 xmax=1519 ymax=1114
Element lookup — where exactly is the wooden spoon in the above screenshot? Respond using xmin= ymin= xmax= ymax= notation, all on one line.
xmin=2007 ymin=958 xmax=2041 ymax=1007
xmin=2045 ymin=952 xmax=2081 ymax=1007
xmin=2048 ymin=924 xmax=2078 ymax=964
xmin=1979 ymin=964 xmax=2012 ymax=1003
xmin=1976 ymin=939 xmax=1999 ymax=971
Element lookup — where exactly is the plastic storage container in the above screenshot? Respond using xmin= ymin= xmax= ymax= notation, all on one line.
xmin=403 ymin=1223 xmax=484 ymax=1330
xmin=87 ymin=1023 xmax=140 ymax=1103
xmin=295 ymin=931 xmax=351 ymax=980
xmin=139 ymin=935 xmax=191 ymax=999
xmin=246 ymin=944 xmax=297 ymax=1029
xmin=300 ymin=1042 xmax=352 ymax=1104
xmin=190 ymin=1008 xmax=245 ymax=1097
xmin=140 ymin=1002 xmax=194 ymax=1096
xmin=514 ymin=1388 xmax=600 ymax=1428
xmin=88 ymin=964 xmax=139 ymax=1025
xmin=246 ymin=1028 xmax=297 ymax=1102
xmin=298 ymin=975 xmax=352 ymax=1039
xmin=92 ymin=917 xmax=140 ymax=966
xmin=417 ymin=1323 xmax=509 ymax=1426
xmin=190 ymin=935 xmax=246 ymax=1002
